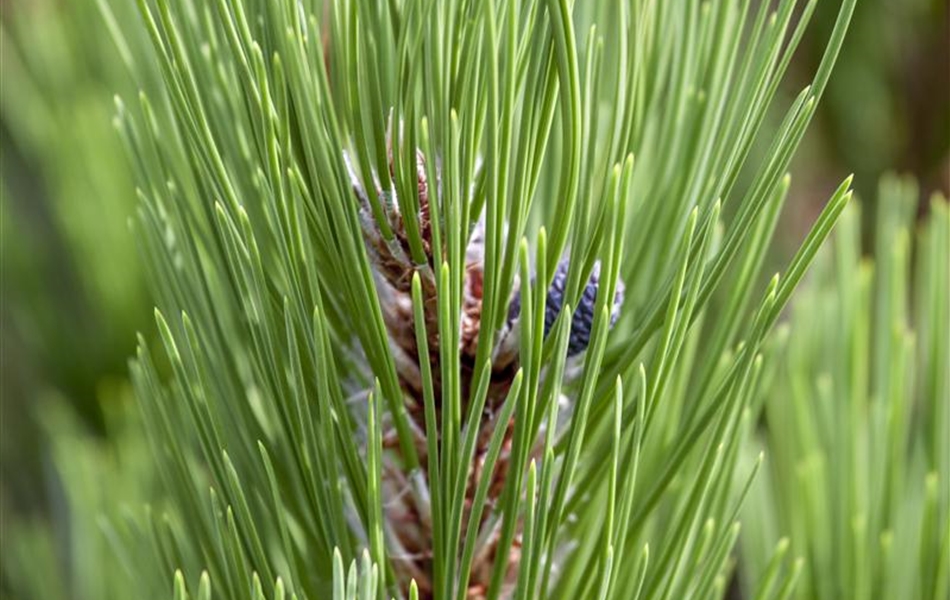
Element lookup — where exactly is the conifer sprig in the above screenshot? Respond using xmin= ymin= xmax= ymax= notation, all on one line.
xmin=1 ymin=0 xmax=876 ymax=599
xmin=112 ymin=0 xmax=858 ymax=597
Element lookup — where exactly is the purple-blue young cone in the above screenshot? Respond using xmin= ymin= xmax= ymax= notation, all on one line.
xmin=507 ymin=259 xmax=623 ymax=356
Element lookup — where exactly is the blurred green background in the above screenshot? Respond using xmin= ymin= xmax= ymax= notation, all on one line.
xmin=781 ymin=0 xmax=948 ymax=240
xmin=0 ymin=0 xmax=947 ymax=595
xmin=1 ymin=0 xmax=145 ymax=482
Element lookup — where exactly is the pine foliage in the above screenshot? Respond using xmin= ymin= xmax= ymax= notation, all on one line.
xmin=739 ymin=178 xmax=950 ymax=600
xmin=3 ymin=1 xmax=905 ymax=599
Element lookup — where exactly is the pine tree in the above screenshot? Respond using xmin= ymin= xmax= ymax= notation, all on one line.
xmin=20 ymin=1 xmax=946 ymax=599
xmin=117 ymin=0 xmax=857 ymax=596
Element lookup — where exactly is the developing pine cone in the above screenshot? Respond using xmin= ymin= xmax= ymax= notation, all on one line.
xmin=348 ymin=141 xmax=623 ymax=599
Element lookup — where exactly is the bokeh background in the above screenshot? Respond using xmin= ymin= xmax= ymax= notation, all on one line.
xmin=1 ymin=0 xmax=948 ymax=594
xmin=782 ymin=0 xmax=948 ymax=240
